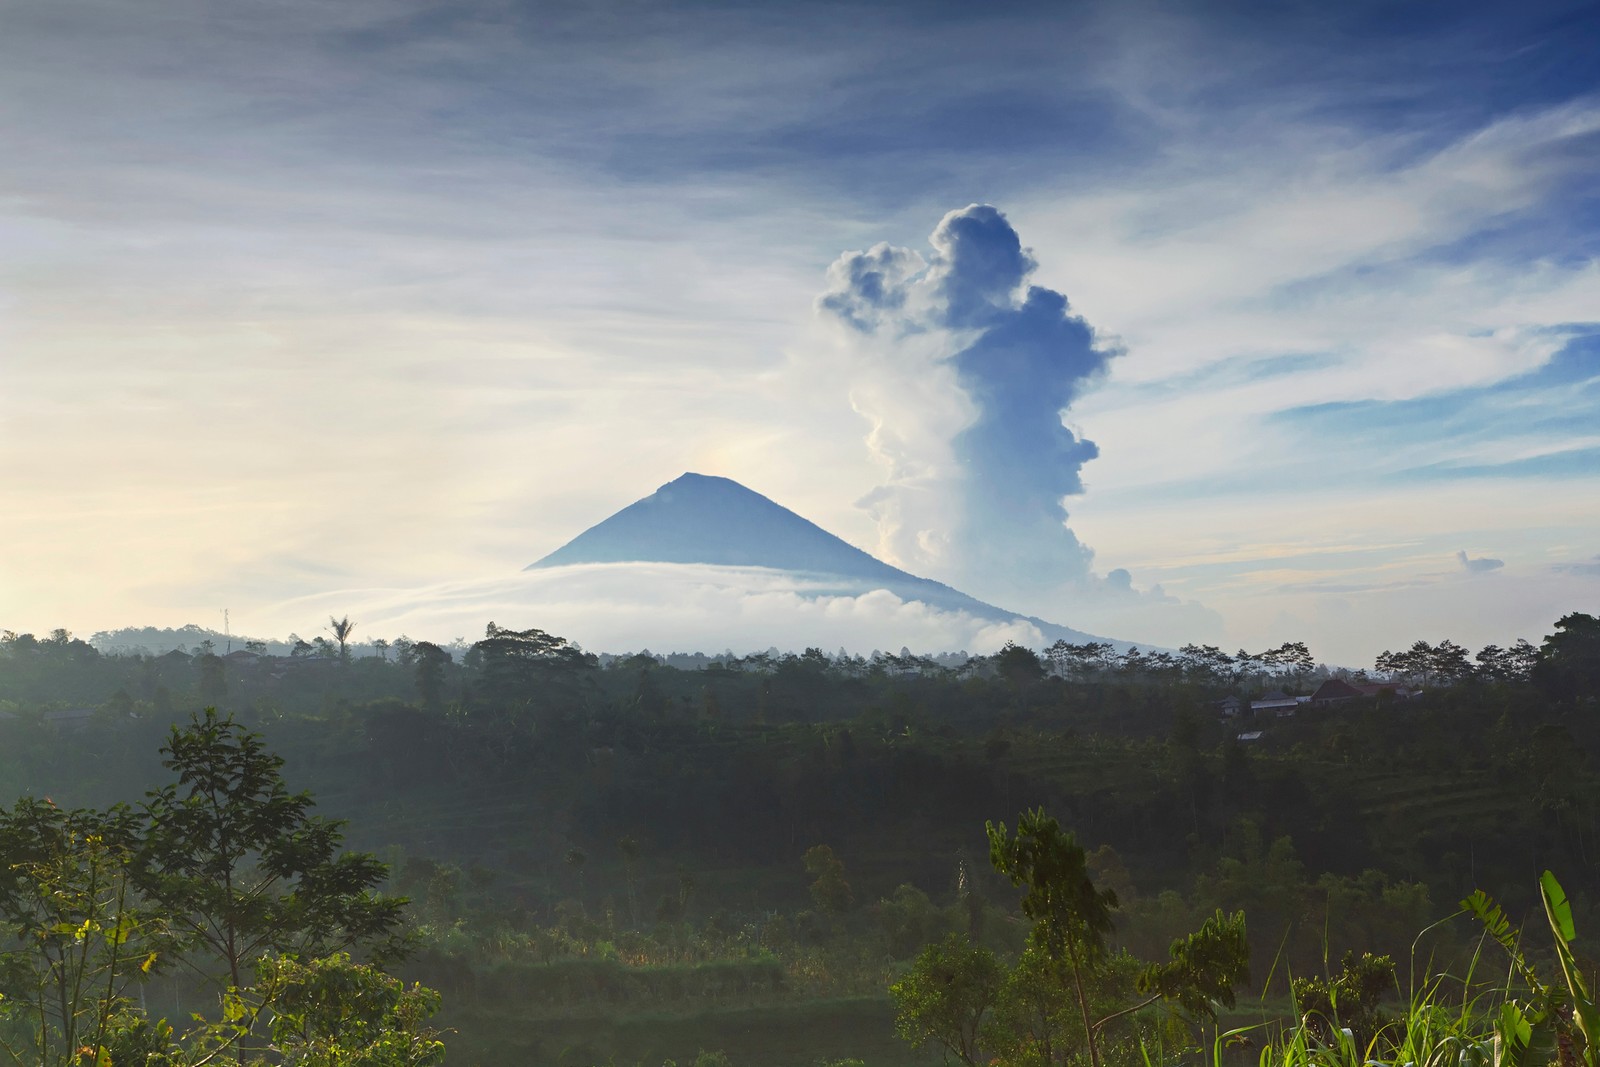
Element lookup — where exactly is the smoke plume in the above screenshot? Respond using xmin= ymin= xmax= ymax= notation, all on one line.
xmin=819 ymin=205 xmax=1118 ymax=608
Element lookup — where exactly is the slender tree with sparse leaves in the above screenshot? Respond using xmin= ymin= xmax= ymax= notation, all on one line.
xmin=141 ymin=709 xmax=407 ymax=989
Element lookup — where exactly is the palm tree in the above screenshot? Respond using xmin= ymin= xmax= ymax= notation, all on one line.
xmin=326 ymin=616 xmax=357 ymax=663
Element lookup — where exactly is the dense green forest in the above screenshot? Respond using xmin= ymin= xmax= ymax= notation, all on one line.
xmin=1 ymin=612 xmax=1598 ymax=1066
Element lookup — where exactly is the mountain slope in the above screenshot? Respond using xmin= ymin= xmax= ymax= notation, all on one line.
xmin=531 ymin=474 xmax=912 ymax=581
xmin=530 ymin=473 xmax=1119 ymax=647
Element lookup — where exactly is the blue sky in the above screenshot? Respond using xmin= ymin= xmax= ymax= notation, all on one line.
xmin=2 ymin=0 xmax=1597 ymax=663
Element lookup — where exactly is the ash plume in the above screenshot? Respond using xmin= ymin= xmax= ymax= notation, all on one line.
xmin=819 ymin=204 xmax=1118 ymax=607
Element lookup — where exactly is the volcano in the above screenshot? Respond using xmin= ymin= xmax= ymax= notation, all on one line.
xmin=531 ymin=473 xmax=915 ymax=580
xmin=232 ymin=472 xmax=1131 ymax=655
xmin=528 ymin=473 xmax=1118 ymax=648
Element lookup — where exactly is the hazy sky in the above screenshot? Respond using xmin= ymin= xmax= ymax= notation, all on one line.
xmin=4 ymin=0 xmax=1598 ymax=664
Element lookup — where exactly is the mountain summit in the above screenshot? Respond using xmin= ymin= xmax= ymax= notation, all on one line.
xmin=530 ymin=473 xmax=911 ymax=582
xmin=529 ymin=473 xmax=1119 ymax=648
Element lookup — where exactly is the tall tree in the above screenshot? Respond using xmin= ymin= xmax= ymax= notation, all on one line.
xmin=1267 ymin=641 xmax=1316 ymax=681
xmin=141 ymin=710 xmax=406 ymax=987
xmin=988 ymin=809 xmax=1117 ymax=1067
xmin=1177 ymin=644 xmax=1234 ymax=687
xmin=413 ymin=642 xmax=450 ymax=712
xmin=1536 ymin=613 xmax=1600 ymax=703
xmin=993 ymin=642 xmax=1045 ymax=689
xmin=472 ymin=622 xmax=596 ymax=710
xmin=1428 ymin=640 xmax=1473 ymax=684
xmin=1477 ymin=642 xmax=1542 ymax=683
xmin=1079 ymin=642 xmax=1116 ymax=680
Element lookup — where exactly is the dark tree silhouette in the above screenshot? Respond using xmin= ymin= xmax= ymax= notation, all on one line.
xmin=326 ymin=615 xmax=357 ymax=663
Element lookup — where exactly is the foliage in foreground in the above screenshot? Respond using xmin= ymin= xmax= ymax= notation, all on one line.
xmin=1227 ymin=869 xmax=1599 ymax=1067
xmin=892 ymin=808 xmax=1249 ymax=1067
xmin=0 ymin=711 xmax=439 ymax=1066
xmin=891 ymin=803 xmax=1600 ymax=1067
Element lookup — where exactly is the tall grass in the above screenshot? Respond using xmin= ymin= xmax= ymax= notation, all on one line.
xmin=1230 ymin=980 xmax=1497 ymax=1067
xmin=1207 ymin=908 xmax=1521 ymax=1067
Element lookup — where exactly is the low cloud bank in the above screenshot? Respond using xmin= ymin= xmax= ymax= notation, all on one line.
xmin=256 ymin=562 xmax=1046 ymax=656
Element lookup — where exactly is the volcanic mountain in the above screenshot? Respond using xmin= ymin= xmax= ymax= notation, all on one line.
xmin=528 ymin=473 xmax=1117 ymax=648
